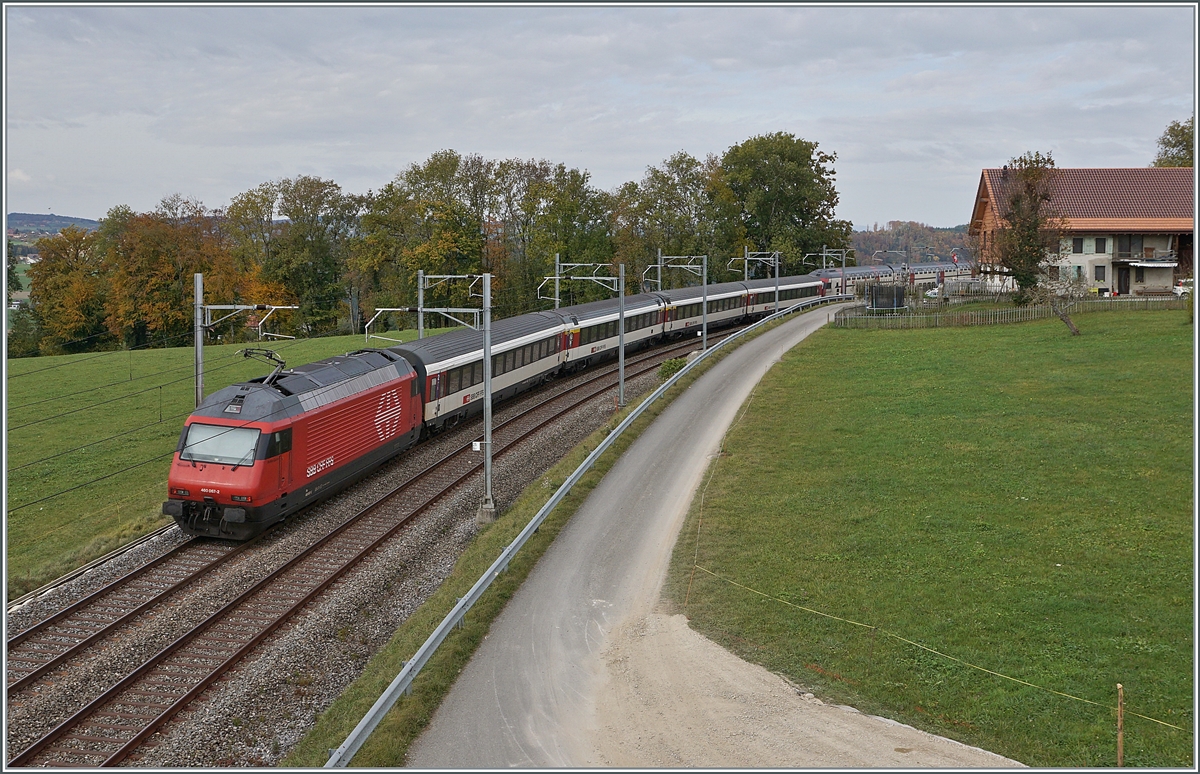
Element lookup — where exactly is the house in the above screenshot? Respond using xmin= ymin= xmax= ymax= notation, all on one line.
xmin=968 ymin=167 xmax=1194 ymax=296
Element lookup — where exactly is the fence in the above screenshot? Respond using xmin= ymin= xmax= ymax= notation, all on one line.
xmin=833 ymin=297 xmax=1187 ymax=330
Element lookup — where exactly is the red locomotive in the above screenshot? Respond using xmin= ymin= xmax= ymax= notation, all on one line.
xmin=163 ymin=349 xmax=422 ymax=539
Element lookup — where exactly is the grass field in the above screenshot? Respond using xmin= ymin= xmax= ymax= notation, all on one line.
xmin=664 ymin=311 xmax=1193 ymax=767
xmin=4 ymin=327 xmax=447 ymax=599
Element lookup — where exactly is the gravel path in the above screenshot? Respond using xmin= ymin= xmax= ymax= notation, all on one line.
xmin=6 ymin=362 xmax=663 ymax=767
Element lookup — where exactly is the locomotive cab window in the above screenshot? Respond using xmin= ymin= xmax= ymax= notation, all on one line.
xmin=263 ymin=428 xmax=293 ymax=458
xmin=181 ymin=424 xmax=261 ymax=467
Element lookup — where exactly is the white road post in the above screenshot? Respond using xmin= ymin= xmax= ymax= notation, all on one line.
xmin=194 ymin=273 xmax=204 ymax=407
xmin=478 ymin=273 xmax=496 ymax=524
xmin=618 ymin=263 xmax=626 ymax=407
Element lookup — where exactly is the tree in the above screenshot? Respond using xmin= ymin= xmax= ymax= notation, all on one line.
xmin=991 ymin=151 xmax=1071 ymax=315
xmin=7 ymin=239 xmax=23 ymax=305
xmin=265 ymin=176 xmax=363 ymax=335
xmin=721 ymin=132 xmax=852 ymax=273
xmin=1152 ymin=116 xmax=1194 ymax=168
xmin=27 ymin=225 xmax=109 ymax=353
xmin=101 ymin=198 xmax=244 ymax=348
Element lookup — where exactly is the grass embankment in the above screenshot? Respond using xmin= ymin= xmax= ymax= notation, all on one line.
xmin=4 ymin=328 xmax=444 ymax=599
xmin=281 ymin=310 xmax=801 ymax=767
xmin=663 ymin=311 xmax=1193 ymax=767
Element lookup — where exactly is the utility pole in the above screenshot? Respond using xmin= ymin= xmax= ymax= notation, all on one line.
xmin=618 ymin=263 xmax=626 ymax=407
xmin=702 ymin=254 xmax=709 ymax=350
xmin=194 ymin=273 xmax=204 ymax=408
xmin=477 ymin=273 xmax=495 ymax=525
xmin=417 ymin=269 xmax=425 ymax=339
xmin=743 ymin=246 xmax=749 ymax=281
xmin=554 ymin=254 xmax=560 ymax=310
xmin=774 ymin=253 xmax=780 ymax=315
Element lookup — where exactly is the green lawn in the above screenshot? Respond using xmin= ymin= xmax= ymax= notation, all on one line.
xmin=4 ymin=327 xmax=444 ymax=599
xmin=664 ymin=311 xmax=1193 ymax=767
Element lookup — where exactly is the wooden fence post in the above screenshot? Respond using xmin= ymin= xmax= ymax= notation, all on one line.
xmin=1117 ymin=683 xmax=1124 ymax=767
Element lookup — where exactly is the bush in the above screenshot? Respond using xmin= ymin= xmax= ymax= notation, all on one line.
xmin=657 ymin=357 xmax=686 ymax=382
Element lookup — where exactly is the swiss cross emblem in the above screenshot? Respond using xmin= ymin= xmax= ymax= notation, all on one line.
xmin=374 ymin=390 xmax=404 ymax=440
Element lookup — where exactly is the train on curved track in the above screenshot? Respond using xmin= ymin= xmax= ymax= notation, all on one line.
xmin=165 ymin=266 xmax=962 ymax=540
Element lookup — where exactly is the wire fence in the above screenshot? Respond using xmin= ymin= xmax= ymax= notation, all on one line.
xmin=833 ymin=297 xmax=1188 ymax=329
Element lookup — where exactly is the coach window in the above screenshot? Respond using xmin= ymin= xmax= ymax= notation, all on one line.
xmin=448 ymin=369 xmax=461 ymax=394
xmin=492 ymin=354 xmax=503 ymax=377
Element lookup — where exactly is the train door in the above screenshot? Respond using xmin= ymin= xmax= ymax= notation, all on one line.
xmin=266 ymin=428 xmax=293 ymax=494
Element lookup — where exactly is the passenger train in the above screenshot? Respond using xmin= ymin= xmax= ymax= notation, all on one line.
xmin=163 ymin=273 xmax=831 ymax=540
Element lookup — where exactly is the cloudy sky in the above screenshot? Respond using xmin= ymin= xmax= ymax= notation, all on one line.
xmin=4 ymin=4 xmax=1195 ymax=229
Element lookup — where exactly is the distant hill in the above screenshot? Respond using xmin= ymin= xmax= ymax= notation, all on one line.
xmin=851 ymin=221 xmax=969 ymax=263
xmin=7 ymin=213 xmax=100 ymax=233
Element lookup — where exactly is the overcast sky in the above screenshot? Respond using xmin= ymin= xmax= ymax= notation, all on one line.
xmin=4 ymin=3 xmax=1195 ymax=229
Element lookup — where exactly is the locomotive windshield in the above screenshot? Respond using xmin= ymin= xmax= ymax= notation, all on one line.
xmin=180 ymin=423 xmax=261 ymax=467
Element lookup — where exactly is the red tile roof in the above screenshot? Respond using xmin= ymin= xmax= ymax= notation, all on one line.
xmin=977 ymin=167 xmax=1194 ymax=233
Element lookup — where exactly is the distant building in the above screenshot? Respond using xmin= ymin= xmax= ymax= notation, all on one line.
xmin=968 ymin=167 xmax=1194 ymax=296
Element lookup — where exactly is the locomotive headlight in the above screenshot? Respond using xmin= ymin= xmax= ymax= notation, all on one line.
xmin=231 ymin=495 xmax=251 ymax=502
xmin=171 ymin=488 xmax=191 ymax=497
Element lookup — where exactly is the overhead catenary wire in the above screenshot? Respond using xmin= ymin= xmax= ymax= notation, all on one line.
xmin=8 ymin=331 xmax=329 ymax=431
xmin=6 ymin=350 xmax=403 ymax=514
xmin=6 ymin=329 xmax=199 ymax=378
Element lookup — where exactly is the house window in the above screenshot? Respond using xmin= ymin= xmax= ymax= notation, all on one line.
xmin=1094 ymin=237 xmax=1107 ymax=254
xmin=1072 ymin=238 xmax=1084 ymax=254
xmin=1135 ymin=267 xmax=1145 ymax=283
xmin=1074 ymin=265 xmax=1083 ymax=280
xmin=1095 ymin=265 xmax=1106 ymax=281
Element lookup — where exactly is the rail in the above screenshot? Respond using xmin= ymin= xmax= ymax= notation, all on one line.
xmin=324 ymin=293 xmax=851 ymax=766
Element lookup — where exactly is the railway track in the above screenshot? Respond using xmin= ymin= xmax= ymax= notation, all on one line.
xmin=7 ymin=331 xmax=728 ymax=767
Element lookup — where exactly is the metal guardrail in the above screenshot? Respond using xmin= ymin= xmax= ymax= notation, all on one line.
xmin=324 ymin=294 xmax=851 ymax=767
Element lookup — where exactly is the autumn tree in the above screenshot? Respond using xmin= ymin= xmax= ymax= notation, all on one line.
xmin=721 ymin=132 xmax=852 ymax=273
xmin=27 ymin=225 xmax=109 ymax=353
xmin=1152 ymin=116 xmax=1194 ymax=168
xmin=100 ymin=198 xmax=244 ymax=347
xmin=991 ymin=152 xmax=1071 ymax=314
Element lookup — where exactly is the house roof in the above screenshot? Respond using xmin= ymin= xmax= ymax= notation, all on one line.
xmin=970 ymin=167 xmax=1195 ymax=234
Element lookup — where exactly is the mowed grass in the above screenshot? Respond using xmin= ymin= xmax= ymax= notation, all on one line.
xmin=4 ymin=328 xmax=446 ymax=599
xmin=664 ymin=311 xmax=1193 ymax=767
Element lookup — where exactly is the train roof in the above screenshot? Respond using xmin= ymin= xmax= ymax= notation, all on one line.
xmin=654 ymin=279 xmax=747 ymax=304
xmin=742 ymin=274 xmax=822 ymax=291
xmin=552 ymin=292 xmax=663 ymax=325
xmin=388 ymin=310 xmax=565 ymax=375
xmin=191 ymin=348 xmax=415 ymax=424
